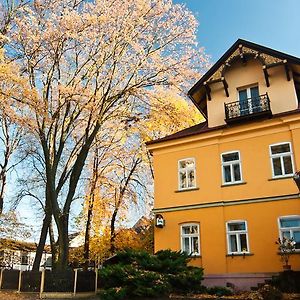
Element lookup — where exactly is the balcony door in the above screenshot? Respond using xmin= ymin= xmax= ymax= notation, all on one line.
xmin=238 ymin=86 xmax=259 ymax=116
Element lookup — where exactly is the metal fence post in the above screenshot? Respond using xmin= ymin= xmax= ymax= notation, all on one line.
xmin=0 ymin=269 xmax=3 ymax=289
xmin=40 ymin=269 xmax=45 ymax=299
xmin=18 ymin=270 xmax=22 ymax=293
xmin=95 ymin=268 xmax=98 ymax=294
xmin=73 ymin=269 xmax=78 ymax=296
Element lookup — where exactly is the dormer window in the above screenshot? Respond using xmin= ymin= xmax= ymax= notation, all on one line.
xmin=238 ymin=85 xmax=260 ymax=115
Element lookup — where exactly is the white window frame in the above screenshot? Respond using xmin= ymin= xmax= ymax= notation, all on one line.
xmin=269 ymin=142 xmax=295 ymax=178
xmin=226 ymin=220 xmax=250 ymax=254
xmin=180 ymin=223 xmax=200 ymax=256
xmin=221 ymin=151 xmax=243 ymax=185
xmin=278 ymin=215 xmax=300 ymax=252
xmin=178 ymin=158 xmax=196 ymax=190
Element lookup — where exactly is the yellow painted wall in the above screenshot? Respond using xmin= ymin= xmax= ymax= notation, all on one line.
xmin=154 ymin=199 xmax=300 ymax=274
xmin=207 ymin=59 xmax=298 ymax=128
xmin=152 ymin=116 xmax=300 ymax=210
xmin=149 ymin=114 xmax=300 ymax=274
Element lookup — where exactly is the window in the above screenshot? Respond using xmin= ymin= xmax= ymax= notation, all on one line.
xmin=270 ymin=142 xmax=294 ymax=178
xmin=226 ymin=221 xmax=249 ymax=254
xmin=21 ymin=252 xmax=29 ymax=265
xmin=279 ymin=216 xmax=300 ymax=250
xmin=221 ymin=151 xmax=242 ymax=184
xmin=181 ymin=223 xmax=200 ymax=256
xmin=178 ymin=158 xmax=196 ymax=190
xmin=238 ymin=85 xmax=260 ymax=115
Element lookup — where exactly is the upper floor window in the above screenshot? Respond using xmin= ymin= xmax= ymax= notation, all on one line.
xmin=238 ymin=85 xmax=260 ymax=115
xmin=21 ymin=251 xmax=29 ymax=265
xmin=178 ymin=158 xmax=196 ymax=190
xmin=226 ymin=220 xmax=249 ymax=254
xmin=270 ymin=142 xmax=294 ymax=178
xmin=180 ymin=223 xmax=200 ymax=256
xmin=221 ymin=151 xmax=242 ymax=185
xmin=279 ymin=216 xmax=300 ymax=250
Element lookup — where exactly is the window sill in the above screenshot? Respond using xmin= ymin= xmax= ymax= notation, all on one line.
xmin=190 ymin=255 xmax=201 ymax=258
xmin=226 ymin=253 xmax=254 ymax=257
xmin=268 ymin=175 xmax=294 ymax=181
xmin=221 ymin=181 xmax=247 ymax=187
xmin=175 ymin=187 xmax=199 ymax=193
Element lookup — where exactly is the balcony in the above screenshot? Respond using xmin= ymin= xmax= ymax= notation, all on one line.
xmin=225 ymin=93 xmax=272 ymax=124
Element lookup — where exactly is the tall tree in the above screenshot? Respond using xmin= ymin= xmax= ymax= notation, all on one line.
xmin=2 ymin=0 xmax=207 ymax=270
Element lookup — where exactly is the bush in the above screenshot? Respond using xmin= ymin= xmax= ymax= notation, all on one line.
xmin=99 ymin=288 xmax=127 ymax=300
xmin=207 ymin=286 xmax=233 ymax=296
xmin=258 ymin=284 xmax=282 ymax=300
xmin=99 ymin=249 xmax=204 ymax=299
xmin=271 ymin=271 xmax=300 ymax=293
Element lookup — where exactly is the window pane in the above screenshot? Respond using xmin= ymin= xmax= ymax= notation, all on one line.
xmin=192 ymin=237 xmax=199 ymax=253
xmin=280 ymin=218 xmax=300 ymax=228
xmin=282 ymin=231 xmax=291 ymax=239
xmin=293 ymin=231 xmax=300 ymax=249
xmin=271 ymin=144 xmax=290 ymax=154
xmin=283 ymin=156 xmax=293 ymax=174
xmin=250 ymin=86 xmax=259 ymax=98
xmin=179 ymin=161 xmax=186 ymax=168
xmin=185 ymin=160 xmax=194 ymax=168
xmin=224 ymin=165 xmax=231 ymax=182
xmin=182 ymin=226 xmax=190 ymax=234
xmin=228 ymin=222 xmax=246 ymax=231
xmin=188 ymin=170 xmax=195 ymax=187
xmin=239 ymin=89 xmax=248 ymax=101
xmin=240 ymin=234 xmax=248 ymax=252
xmin=182 ymin=237 xmax=190 ymax=253
xmin=233 ymin=163 xmax=241 ymax=181
xmin=229 ymin=235 xmax=237 ymax=252
xmin=272 ymin=157 xmax=282 ymax=176
xmin=190 ymin=225 xmax=198 ymax=234
xmin=180 ymin=171 xmax=186 ymax=188
xmin=222 ymin=152 xmax=239 ymax=162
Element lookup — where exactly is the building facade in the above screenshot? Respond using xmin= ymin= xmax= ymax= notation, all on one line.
xmin=147 ymin=39 xmax=300 ymax=290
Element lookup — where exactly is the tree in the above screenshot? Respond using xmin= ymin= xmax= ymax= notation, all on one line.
xmin=2 ymin=0 xmax=207 ymax=270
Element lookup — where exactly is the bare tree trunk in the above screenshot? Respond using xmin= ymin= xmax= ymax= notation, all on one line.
xmin=32 ymin=211 xmax=51 ymax=271
xmin=49 ymin=219 xmax=58 ymax=270
xmin=110 ymin=208 xmax=119 ymax=254
xmin=83 ymin=196 xmax=94 ymax=270
xmin=56 ymin=214 xmax=69 ymax=271
xmin=83 ymin=148 xmax=99 ymax=270
xmin=109 ymin=157 xmax=141 ymax=253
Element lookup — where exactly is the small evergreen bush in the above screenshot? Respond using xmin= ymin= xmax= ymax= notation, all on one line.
xmin=98 ymin=249 xmax=204 ymax=299
xmin=207 ymin=286 xmax=233 ymax=296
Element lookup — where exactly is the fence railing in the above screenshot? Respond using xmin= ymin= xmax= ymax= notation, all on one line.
xmin=0 ymin=268 xmax=100 ymax=297
xmin=224 ymin=93 xmax=271 ymax=123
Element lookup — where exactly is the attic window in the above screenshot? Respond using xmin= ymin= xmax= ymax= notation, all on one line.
xmin=238 ymin=85 xmax=260 ymax=115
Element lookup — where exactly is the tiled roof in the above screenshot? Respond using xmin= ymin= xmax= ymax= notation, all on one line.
xmin=146 ymin=108 xmax=300 ymax=146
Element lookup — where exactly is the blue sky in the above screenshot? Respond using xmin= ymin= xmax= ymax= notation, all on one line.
xmin=174 ymin=0 xmax=300 ymax=62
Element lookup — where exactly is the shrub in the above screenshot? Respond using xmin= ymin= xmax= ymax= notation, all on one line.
xmin=207 ymin=286 xmax=233 ymax=296
xmin=99 ymin=288 xmax=127 ymax=300
xmin=258 ymin=284 xmax=282 ymax=300
xmin=99 ymin=249 xmax=204 ymax=299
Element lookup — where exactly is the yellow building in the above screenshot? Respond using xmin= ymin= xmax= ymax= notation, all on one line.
xmin=147 ymin=39 xmax=300 ymax=290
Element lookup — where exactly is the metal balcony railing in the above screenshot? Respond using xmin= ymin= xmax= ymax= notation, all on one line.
xmin=224 ymin=93 xmax=271 ymax=123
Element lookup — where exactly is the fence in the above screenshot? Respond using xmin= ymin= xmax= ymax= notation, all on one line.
xmin=0 ymin=268 xmax=100 ymax=297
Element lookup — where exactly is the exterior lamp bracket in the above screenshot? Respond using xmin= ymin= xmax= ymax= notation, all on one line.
xmin=155 ymin=214 xmax=165 ymax=228
xmin=293 ymin=171 xmax=300 ymax=191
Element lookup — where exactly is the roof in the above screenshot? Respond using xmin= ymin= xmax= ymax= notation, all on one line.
xmin=147 ymin=107 xmax=300 ymax=146
xmin=0 ymin=238 xmax=51 ymax=253
xmin=188 ymin=38 xmax=300 ymax=97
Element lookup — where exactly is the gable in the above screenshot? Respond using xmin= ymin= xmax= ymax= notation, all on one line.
xmin=189 ymin=39 xmax=300 ymax=118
